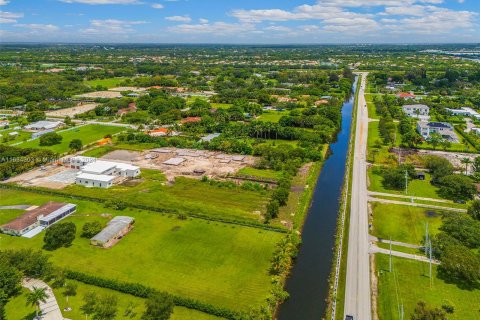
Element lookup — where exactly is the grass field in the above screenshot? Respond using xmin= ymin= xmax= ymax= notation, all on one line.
xmin=237 ymin=167 xmax=283 ymax=180
xmin=1 ymin=129 xmax=32 ymax=145
xmin=84 ymin=77 xmax=128 ymax=88
xmin=368 ymin=167 xmax=443 ymax=199
xmin=6 ymin=281 xmax=222 ymax=320
xmin=16 ymin=125 xmax=125 ymax=154
xmin=0 ymin=188 xmax=282 ymax=311
xmin=376 ymin=254 xmax=480 ymax=319
xmin=210 ymin=103 xmax=232 ymax=109
xmin=53 ymin=170 xmax=270 ymax=222
xmin=257 ymin=111 xmax=286 ymax=122
xmin=0 ymin=209 xmax=25 ymax=225
xmin=371 ymin=202 xmax=445 ymax=245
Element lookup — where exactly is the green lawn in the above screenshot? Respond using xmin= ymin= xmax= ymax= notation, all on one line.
xmin=376 ymin=254 xmax=480 ymax=319
xmin=4 ymin=288 xmax=36 ymax=320
xmin=0 ymin=188 xmax=282 ymax=311
xmin=16 ymin=125 xmax=125 ymax=154
xmin=368 ymin=167 xmax=443 ymax=199
xmin=0 ymin=209 xmax=25 ymax=225
xmin=371 ymin=202 xmax=445 ymax=245
xmin=6 ymin=282 xmax=222 ymax=320
xmin=85 ymin=77 xmax=128 ymax=88
xmin=1 ymin=129 xmax=32 ymax=145
xmin=365 ymin=94 xmax=379 ymax=119
xmin=54 ymin=171 xmax=270 ymax=223
xmin=257 ymin=111 xmax=286 ymax=122
xmin=210 ymin=103 xmax=232 ymax=109
xmin=237 ymin=167 xmax=282 ymax=180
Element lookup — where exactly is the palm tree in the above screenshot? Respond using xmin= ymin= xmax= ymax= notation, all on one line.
xmin=461 ymin=157 xmax=472 ymax=175
xmin=26 ymin=287 xmax=49 ymax=319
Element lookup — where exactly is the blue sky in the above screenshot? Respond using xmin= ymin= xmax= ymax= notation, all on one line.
xmin=0 ymin=0 xmax=479 ymax=43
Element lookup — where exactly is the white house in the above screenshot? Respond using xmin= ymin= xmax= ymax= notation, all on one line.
xmin=75 ymin=173 xmax=116 ymax=188
xmin=446 ymin=107 xmax=480 ymax=120
xmin=70 ymin=156 xmax=140 ymax=188
xmin=402 ymin=104 xmax=429 ymax=118
xmin=416 ymin=121 xmax=458 ymax=142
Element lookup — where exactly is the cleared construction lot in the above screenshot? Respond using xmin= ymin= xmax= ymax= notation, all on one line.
xmin=4 ymin=147 xmax=256 ymax=189
xmin=46 ymin=103 xmax=98 ymax=118
xmin=101 ymin=148 xmax=255 ymax=181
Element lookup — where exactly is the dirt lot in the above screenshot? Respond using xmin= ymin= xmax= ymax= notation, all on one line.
xmin=4 ymin=164 xmax=79 ymax=189
xmin=109 ymin=86 xmax=146 ymax=92
xmin=76 ymin=91 xmax=122 ymax=99
xmin=46 ymin=103 xmax=98 ymax=118
xmin=417 ymin=149 xmax=478 ymax=173
xmin=101 ymin=148 xmax=256 ymax=181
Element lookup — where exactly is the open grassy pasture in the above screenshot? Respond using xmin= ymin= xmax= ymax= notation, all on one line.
xmin=376 ymin=254 xmax=480 ymax=319
xmin=368 ymin=167 xmax=443 ymax=199
xmin=0 ymin=188 xmax=282 ymax=311
xmin=210 ymin=103 xmax=232 ymax=109
xmin=0 ymin=209 xmax=25 ymax=225
xmin=56 ymin=171 xmax=270 ymax=222
xmin=1 ymin=129 xmax=32 ymax=145
xmin=84 ymin=77 xmax=128 ymax=88
xmin=17 ymin=124 xmax=125 ymax=154
xmin=237 ymin=167 xmax=282 ymax=180
xmin=257 ymin=111 xmax=286 ymax=123
xmin=371 ymin=202 xmax=445 ymax=245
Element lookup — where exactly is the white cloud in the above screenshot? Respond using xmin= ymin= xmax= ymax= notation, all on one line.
xmin=60 ymin=0 xmax=141 ymax=4
xmin=81 ymin=19 xmax=146 ymax=33
xmin=264 ymin=25 xmax=292 ymax=32
xmin=199 ymin=18 xmax=209 ymax=24
xmin=383 ymin=6 xmax=477 ymax=34
xmin=0 ymin=11 xmax=24 ymax=23
xmin=165 ymin=15 xmax=191 ymax=22
xmin=15 ymin=24 xmax=59 ymax=32
xmin=0 ymin=0 xmax=9 ymax=6
xmin=168 ymin=22 xmax=256 ymax=35
xmin=151 ymin=3 xmax=164 ymax=9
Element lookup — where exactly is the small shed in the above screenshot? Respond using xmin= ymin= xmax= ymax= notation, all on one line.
xmin=416 ymin=171 xmax=426 ymax=180
xmin=91 ymin=216 xmax=134 ymax=248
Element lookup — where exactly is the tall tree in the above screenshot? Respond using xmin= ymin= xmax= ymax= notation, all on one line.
xmin=80 ymin=292 xmax=97 ymax=320
xmin=26 ymin=287 xmax=49 ymax=319
xmin=141 ymin=292 xmax=174 ymax=320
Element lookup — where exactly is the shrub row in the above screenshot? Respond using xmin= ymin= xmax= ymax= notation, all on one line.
xmin=454 ymin=125 xmax=480 ymax=152
xmin=0 ymin=183 xmax=287 ymax=233
xmin=65 ymin=270 xmax=248 ymax=320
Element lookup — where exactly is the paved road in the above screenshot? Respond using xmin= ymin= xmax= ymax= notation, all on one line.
xmin=368 ymin=196 xmax=466 ymax=212
xmin=344 ymin=72 xmax=371 ymax=320
xmin=368 ymin=191 xmax=452 ymax=203
xmin=370 ymin=235 xmax=421 ymax=249
xmin=370 ymin=245 xmax=439 ymax=264
xmin=22 ymin=278 xmax=64 ymax=320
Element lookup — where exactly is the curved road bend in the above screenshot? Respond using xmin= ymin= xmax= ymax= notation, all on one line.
xmin=344 ymin=72 xmax=372 ymax=320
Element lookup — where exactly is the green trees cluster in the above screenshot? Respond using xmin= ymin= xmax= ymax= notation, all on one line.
xmin=39 ymin=132 xmax=63 ymax=146
xmin=0 ymin=250 xmax=53 ymax=317
xmin=380 ymin=164 xmax=416 ymax=190
xmin=424 ymin=155 xmax=476 ymax=201
xmin=81 ymin=221 xmax=103 ymax=238
xmin=0 ymin=145 xmax=57 ymax=180
xmin=43 ymin=222 xmax=76 ymax=251
xmin=432 ymin=214 xmax=480 ymax=288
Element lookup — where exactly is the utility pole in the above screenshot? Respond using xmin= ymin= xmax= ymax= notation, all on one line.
xmin=429 ymin=239 xmax=433 ymax=287
xmin=400 ymin=304 xmax=404 ymax=320
xmin=404 ymin=170 xmax=408 ymax=195
xmin=425 ymin=222 xmax=429 ymax=255
xmin=389 ymin=236 xmax=392 ymax=273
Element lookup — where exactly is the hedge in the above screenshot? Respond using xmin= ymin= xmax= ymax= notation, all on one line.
xmin=65 ymin=270 xmax=248 ymax=320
